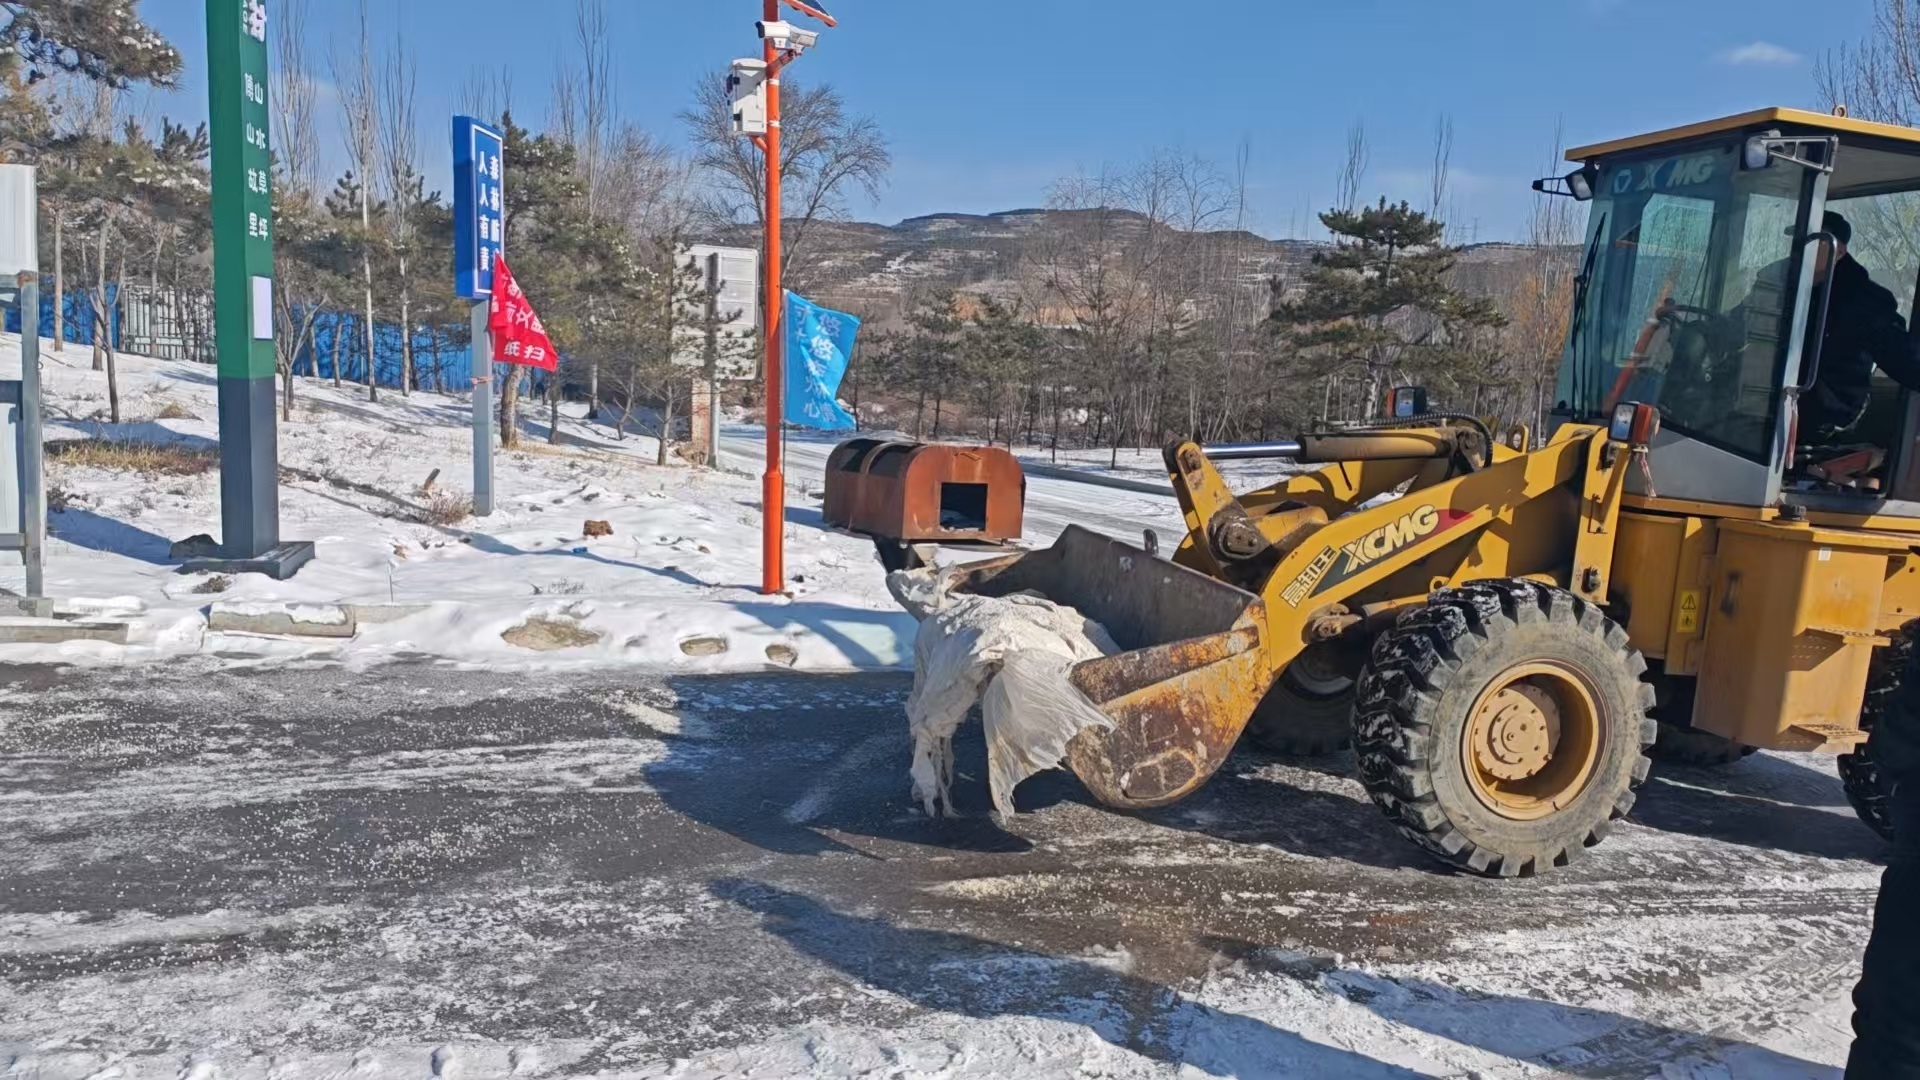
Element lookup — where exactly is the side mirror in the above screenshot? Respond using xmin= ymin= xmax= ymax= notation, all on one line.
xmin=1387 ymin=386 xmax=1428 ymax=418
xmin=1742 ymin=131 xmax=1837 ymax=174
xmin=1532 ymin=164 xmax=1598 ymax=202
xmin=1610 ymin=401 xmax=1661 ymax=448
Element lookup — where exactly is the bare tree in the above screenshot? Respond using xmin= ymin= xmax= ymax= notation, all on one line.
xmin=376 ymin=38 xmax=420 ymax=395
xmin=331 ymin=0 xmax=380 ymax=401
xmin=1031 ymin=152 xmax=1231 ymax=463
xmin=1818 ymin=0 xmax=1920 ymax=125
xmin=460 ymin=65 xmax=515 ymax=126
xmin=271 ymin=0 xmax=318 ymax=197
xmin=1336 ymin=119 xmax=1368 ymax=216
xmin=270 ymin=0 xmax=322 ymax=419
xmin=1429 ymin=113 xmax=1454 ymax=228
xmin=680 ymin=73 xmax=890 ymax=288
xmin=1507 ymin=120 xmax=1582 ymax=432
xmin=551 ymin=0 xmax=618 ymax=409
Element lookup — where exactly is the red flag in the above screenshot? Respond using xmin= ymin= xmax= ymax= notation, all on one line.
xmin=488 ymin=253 xmax=558 ymax=371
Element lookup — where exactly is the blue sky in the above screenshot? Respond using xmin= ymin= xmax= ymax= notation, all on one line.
xmin=139 ymin=0 xmax=1869 ymax=241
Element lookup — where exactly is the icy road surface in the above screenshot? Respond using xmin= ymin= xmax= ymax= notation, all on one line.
xmin=0 ymin=663 xmax=1877 ymax=1078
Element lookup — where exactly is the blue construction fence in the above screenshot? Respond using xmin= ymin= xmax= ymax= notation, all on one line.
xmin=304 ymin=312 xmax=478 ymax=392
xmin=301 ymin=313 xmax=559 ymax=397
xmin=3 ymin=286 xmax=563 ymax=397
xmin=3 ymin=285 xmax=123 ymax=348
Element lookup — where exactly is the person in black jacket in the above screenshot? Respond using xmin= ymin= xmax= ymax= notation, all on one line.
xmin=1687 ymin=212 xmax=1920 ymax=447
xmin=1794 ymin=212 xmax=1920 ymax=443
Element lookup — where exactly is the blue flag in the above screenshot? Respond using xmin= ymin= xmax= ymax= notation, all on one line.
xmin=783 ymin=291 xmax=860 ymax=430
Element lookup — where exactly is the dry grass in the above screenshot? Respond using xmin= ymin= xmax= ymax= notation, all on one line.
xmin=154 ymin=402 xmax=199 ymax=421
xmin=191 ymin=574 xmax=232 ymax=595
xmin=46 ymin=438 xmax=218 ymax=476
xmin=414 ymin=489 xmax=475 ymax=526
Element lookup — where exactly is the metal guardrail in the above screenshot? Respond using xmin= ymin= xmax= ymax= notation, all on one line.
xmin=1018 ymin=460 xmax=1176 ymax=497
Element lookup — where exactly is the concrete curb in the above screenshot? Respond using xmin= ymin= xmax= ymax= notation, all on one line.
xmin=0 ymin=617 xmax=130 ymax=645
xmin=203 ymin=602 xmax=438 ymax=639
xmin=207 ymin=602 xmax=357 ymax=639
xmin=345 ymin=603 xmax=433 ymax=625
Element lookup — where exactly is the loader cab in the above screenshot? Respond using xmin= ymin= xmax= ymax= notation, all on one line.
xmin=1549 ymin=107 xmax=1920 ymax=514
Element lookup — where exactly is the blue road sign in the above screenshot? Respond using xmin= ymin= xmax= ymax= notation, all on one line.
xmin=452 ymin=116 xmax=505 ymax=299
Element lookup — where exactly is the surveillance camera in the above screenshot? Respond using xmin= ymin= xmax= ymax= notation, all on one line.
xmin=755 ymin=19 xmax=818 ymax=50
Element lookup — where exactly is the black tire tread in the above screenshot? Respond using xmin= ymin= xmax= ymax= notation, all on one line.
xmin=1245 ymin=667 xmax=1355 ymax=756
xmin=1840 ymin=625 xmax=1909 ymax=842
xmin=1352 ymin=579 xmax=1656 ymax=878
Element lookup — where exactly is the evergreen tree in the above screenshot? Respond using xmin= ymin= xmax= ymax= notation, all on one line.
xmin=1273 ymin=198 xmax=1504 ymax=418
xmin=0 ymin=1 xmax=180 ymax=87
xmin=960 ymin=297 xmax=1048 ymax=445
xmin=897 ymin=291 xmax=962 ymax=438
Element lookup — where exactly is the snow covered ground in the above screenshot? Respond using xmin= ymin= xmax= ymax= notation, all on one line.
xmin=0 ymin=663 xmax=1878 ymax=1079
xmin=1 ymin=334 xmax=1280 ymax=673
xmin=0 ymin=337 xmax=884 ymax=671
xmin=0 ymin=337 xmax=1883 ymax=1077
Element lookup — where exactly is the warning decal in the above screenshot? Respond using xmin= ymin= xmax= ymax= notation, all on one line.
xmin=1676 ymin=589 xmax=1702 ymax=634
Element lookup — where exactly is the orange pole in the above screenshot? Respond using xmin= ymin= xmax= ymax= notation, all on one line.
xmin=760 ymin=0 xmax=785 ymax=595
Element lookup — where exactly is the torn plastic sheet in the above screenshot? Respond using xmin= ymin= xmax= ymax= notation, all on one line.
xmin=889 ymin=567 xmax=1117 ymax=817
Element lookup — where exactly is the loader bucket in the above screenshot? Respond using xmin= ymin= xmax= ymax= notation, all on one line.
xmin=946 ymin=525 xmax=1272 ymax=809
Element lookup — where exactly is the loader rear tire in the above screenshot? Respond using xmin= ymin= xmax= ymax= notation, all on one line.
xmin=1839 ymin=624 xmax=1912 ymax=842
xmin=1352 ymin=580 xmax=1657 ymax=878
xmin=1244 ymin=645 xmax=1358 ymax=756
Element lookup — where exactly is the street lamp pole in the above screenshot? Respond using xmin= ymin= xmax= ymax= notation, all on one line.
xmin=747 ymin=0 xmax=835 ymax=596
xmin=759 ymin=0 xmax=784 ymax=596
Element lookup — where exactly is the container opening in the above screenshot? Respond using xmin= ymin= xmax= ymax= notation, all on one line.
xmin=939 ymin=482 xmax=989 ymax=531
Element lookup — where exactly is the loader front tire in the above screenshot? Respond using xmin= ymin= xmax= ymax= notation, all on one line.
xmin=1244 ymin=645 xmax=1358 ymax=756
xmin=1838 ymin=624 xmax=1913 ymax=842
xmin=1352 ymin=580 xmax=1656 ymax=878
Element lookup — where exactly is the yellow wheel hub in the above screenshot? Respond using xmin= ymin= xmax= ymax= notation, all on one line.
xmin=1463 ymin=661 xmax=1603 ymax=821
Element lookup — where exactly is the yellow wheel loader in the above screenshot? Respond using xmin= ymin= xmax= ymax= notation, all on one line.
xmin=946 ymin=107 xmax=1920 ymax=876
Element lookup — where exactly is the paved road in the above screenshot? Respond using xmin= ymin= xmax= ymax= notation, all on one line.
xmin=720 ymin=427 xmax=1199 ymax=547
xmin=0 ymin=663 xmax=1883 ymax=1077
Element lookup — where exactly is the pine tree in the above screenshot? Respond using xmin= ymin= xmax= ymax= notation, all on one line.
xmin=898 ymin=291 xmax=962 ymax=439
xmin=493 ymin=112 xmax=575 ymax=448
xmin=0 ymin=57 xmax=50 ymax=162
xmin=960 ymin=297 xmax=1047 ymax=445
xmin=0 ymin=2 xmax=180 ymax=88
xmin=1274 ymin=198 xmax=1504 ymax=418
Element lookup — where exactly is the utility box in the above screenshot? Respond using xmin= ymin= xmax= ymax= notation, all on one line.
xmin=824 ymin=439 xmax=1025 ymax=569
xmin=0 ymin=165 xmax=36 ymax=276
xmin=728 ymin=59 xmax=768 ymax=137
xmin=0 ymin=163 xmax=44 ymax=611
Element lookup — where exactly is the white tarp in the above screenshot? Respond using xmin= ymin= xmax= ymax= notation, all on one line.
xmin=888 ymin=567 xmax=1117 ymax=817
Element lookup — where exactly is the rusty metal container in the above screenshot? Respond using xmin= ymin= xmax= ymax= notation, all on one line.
xmin=823 ymin=439 xmax=1025 ymax=546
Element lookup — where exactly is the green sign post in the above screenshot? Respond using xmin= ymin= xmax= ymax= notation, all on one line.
xmin=200 ymin=0 xmax=310 ymax=577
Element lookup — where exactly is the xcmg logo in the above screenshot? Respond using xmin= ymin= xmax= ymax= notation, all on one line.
xmin=1342 ymin=505 xmax=1445 ymax=573
xmin=1279 ymin=504 xmax=1471 ymax=607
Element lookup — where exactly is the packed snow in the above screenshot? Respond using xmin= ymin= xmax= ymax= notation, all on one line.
xmin=0 ymin=336 xmax=1879 ymax=1079
xmin=0 ymin=664 xmax=1875 ymax=1080
xmin=0 ymin=333 xmax=1301 ymax=674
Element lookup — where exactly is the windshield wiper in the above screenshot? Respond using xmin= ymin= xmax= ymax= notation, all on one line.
xmin=1566 ymin=211 xmax=1607 ymax=416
